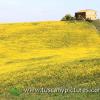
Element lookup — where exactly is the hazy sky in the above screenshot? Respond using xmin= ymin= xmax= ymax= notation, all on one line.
xmin=0 ymin=0 xmax=100 ymax=22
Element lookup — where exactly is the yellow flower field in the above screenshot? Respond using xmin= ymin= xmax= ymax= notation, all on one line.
xmin=0 ymin=21 xmax=100 ymax=100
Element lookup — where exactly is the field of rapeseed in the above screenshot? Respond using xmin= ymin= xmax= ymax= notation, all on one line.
xmin=0 ymin=21 xmax=100 ymax=100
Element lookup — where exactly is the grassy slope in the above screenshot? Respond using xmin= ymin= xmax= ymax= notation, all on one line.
xmin=0 ymin=21 xmax=100 ymax=100
xmin=92 ymin=19 xmax=100 ymax=32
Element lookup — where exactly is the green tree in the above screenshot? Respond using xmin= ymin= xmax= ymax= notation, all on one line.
xmin=61 ymin=14 xmax=73 ymax=21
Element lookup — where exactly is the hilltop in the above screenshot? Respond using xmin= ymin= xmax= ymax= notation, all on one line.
xmin=0 ymin=21 xmax=100 ymax=100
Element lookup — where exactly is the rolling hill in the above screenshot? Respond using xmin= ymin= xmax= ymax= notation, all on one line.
xmin=0 ymin=21 xmax=100 ymax=100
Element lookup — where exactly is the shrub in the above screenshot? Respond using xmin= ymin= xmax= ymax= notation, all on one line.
xmin=61 ymin=14 xmax=75 ymax=21
xmin=86 ymin=18 xmax=93 ymax=22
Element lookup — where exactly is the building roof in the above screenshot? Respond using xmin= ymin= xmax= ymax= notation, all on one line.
xmin=79 ymin=9 xmax=96 ymax=12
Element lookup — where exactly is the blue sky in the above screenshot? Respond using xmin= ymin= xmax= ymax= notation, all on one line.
xmin=0 ymin=0 xmax=100 ymax=22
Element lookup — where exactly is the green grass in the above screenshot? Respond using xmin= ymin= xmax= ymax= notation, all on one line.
xmin=0 ymin=21 xmax=100 ymax=100
xmin=92 ymin=19 xmax=100 ymax=32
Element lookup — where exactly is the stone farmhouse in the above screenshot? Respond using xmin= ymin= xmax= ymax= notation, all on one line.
xmin=75 ymin=9 xmax=96 ymax=20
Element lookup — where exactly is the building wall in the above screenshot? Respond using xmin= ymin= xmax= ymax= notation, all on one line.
xmin=75 ymin=12 xmax=86 ymax=20
xmin=86 ymin=11 xmax=96 ymax=20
